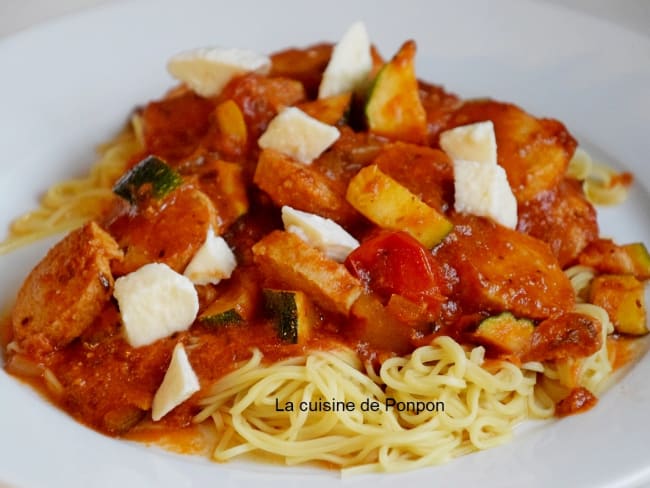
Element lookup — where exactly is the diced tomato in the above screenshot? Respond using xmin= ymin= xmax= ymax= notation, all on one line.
xmin=345 ymin=231 xmax=447 ymax=314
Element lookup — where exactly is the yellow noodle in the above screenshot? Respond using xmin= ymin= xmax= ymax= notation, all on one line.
xmin=195 ymin=338 xmax=553 ymax=474
xmin=1 ymin=118 xmax=627 ymax=475
xmin=567 ymin=147 xmax=593 ymax=180
xmin=565 ymin=264 xmax=596 ymax=302
xmin=583 ymin=179 xmax=628 ymax=206
xmin=541 ymin=302 xmax=614 ymax=397
xmin=568 ymin=147 xmax=630 ymax=206
xmin=191 ymin=270 xmax=615 ymax=473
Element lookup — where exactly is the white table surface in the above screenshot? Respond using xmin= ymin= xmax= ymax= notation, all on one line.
xmin=1 ymin=0 xmax=649 ymax=40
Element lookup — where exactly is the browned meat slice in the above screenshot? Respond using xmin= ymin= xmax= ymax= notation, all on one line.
xmin=435 ymin=215 xmax=575 ymax=320
xmin=252 ymin=230 xmax=363 ymax=316
xmin=108 ymin=186 xmax=219 ymax=275
xmin=270 ymin=43 xmax=333 ymax=98
xmin=526 ymin=312 xmax=602 ymax=362
xmin=443 ymin=100 xmax=576 ymax=202
xmin=218 ymin=74 xmax=305 ymax=141
xmin=373 ymin=141 xmax=454 ymax=213
xmin=418 ymin=80 xmax=462 ymax=144
xmin=12 ymin=222 xmax=122 ymax=355
xmin=254 ymin=149 xmax=359 ymax=226
xmin=518 ymin=179 xmax=598 ymax=267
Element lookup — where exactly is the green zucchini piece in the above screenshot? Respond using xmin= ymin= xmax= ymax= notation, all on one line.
xmin=201 ymin=308 xmax=243 ymax=327
xmin=365 ymin=40 xmax=427 ymax=144
xmin=264 ymin=289 xmax=317 ymax=344
xmin=346 ymin=165 xmax=452 ymax=248
xmin=113 ymin=155 xmax=182 ymax=204
xmin=474 ymin=312 xmax=534 ymax=355
xmin=623 ymin=243 xmax=650 ymax=280
xmin=200 ymin=274 xmax=257 ymax=326
xmin=590 ymin=274 xmax=647 ymax=335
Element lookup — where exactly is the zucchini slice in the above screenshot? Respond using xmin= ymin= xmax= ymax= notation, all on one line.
xmin=589 ymin=274 xmax=647 ymax=335
xmin=201 ymin=308 xmax=243 ymax=327
xmin=263 ymin=289 xmax=318 ymax=344
xmin=474 ymin=312 xmax=534 ymax=355
xmin=623 ymin=243 xmax=650 ymax=280
xmin=365 ymin=40 xmax=427 ymax=144
xmin=579 ymin=239 xmax=650 ymax=280
xmin=252 ymin=230 xmax=363 ymax=316
xmin=199 ymin=272 xmax=258 ymax=326
xmin=113 ymin=155 xmax=182 ymax=204
xmin=346 ymin=165 xmax=452 ymax=248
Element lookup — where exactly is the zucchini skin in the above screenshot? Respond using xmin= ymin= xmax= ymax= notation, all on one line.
xmin=590 ymin=274 xmax=647 ymax=335
xmin=263 ymin=289 xmax=316 ymax=344
xmin=264 ymin=289 xmax=300 ymax=343
xmin=474 ymin=312 xmax=534 ymax=355
xmin=364 ymin=40 xmax=427 ymax=144
xmin=199 ymin=272 xmax=258 ymax=327
xmin=113 ymin=155 xmax=183 ymax=204
xmin=346 ymin=165 xmax=452 ymax=248
xmin=200 ymin=309 xmax=243 ymax=327
xmin=624 ymin=243 xmax=650 ymax=280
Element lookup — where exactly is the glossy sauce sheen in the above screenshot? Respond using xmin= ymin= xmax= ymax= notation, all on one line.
xmin=3 ymin=40 xmax=636 ymax=437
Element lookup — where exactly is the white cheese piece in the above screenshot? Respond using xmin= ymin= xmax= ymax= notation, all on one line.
xmin=167 ymin=47 xmax=271 ymax=98
xmin=183 ymin=228 xmax=237 ymax=285
xmin=281 ymin=205 xmax=359 ymax=262
xmin=258 ymin=107 xmax=340 ymax=164
xmin=151 ymin=343 xmax=200 ymax=421
xmin=439 ymin=121 xmax=498 ymax=166
xmin=114 ymin=263 xmax=199 ymax=348
xmin=454 ymin=159 xmax=518 ymax=228
xmin=318 ymin=21 xmax=373 ymax=99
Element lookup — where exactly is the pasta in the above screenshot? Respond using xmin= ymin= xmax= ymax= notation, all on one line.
xmin=194 ymin=340 xmax=549 ymax=474
xmin=190 ymin=276 xmax=611 ymax=473
xmin=2 ymin=24 xmax=648 ymax=476
xmin=567 ymin=147 xmax=633 ymax=206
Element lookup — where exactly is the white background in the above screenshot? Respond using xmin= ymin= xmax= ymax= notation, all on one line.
xmin=1 ymin=0 xmax=649 ymax=39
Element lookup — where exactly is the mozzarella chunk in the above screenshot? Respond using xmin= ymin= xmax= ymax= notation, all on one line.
xmin=151 ymin=343 xmax=200 ymax=421
xmin=167 ymin=47 xmax=270 ymax=98
xmin=318 ymin=21 xmax=373 ymax=99
xmin=258 ymin=107 xmax=340 ymax=164
xmin=183 ymin=228 xmax=237 ymax=285
xmin=454 ymin=159 xmax=518 ymax=228
xmin=114 ymin=263 xmax=199 ymax=348
xmin=439 ymin=121 xmax=497 ymax=166
xmin=281 ymin=206 xmax=359 ymax=262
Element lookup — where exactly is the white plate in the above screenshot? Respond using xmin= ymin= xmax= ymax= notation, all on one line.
xmin=1 ymin=0 xmax=650 ymax=487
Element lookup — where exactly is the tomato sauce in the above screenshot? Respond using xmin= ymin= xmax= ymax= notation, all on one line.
xmin=555 ymin=386 xmax=598 ymax=417
xmin=2 ymin=39 xmax=647 ymax=446
xmin=608 ymin=335 xmax=642 ymax=372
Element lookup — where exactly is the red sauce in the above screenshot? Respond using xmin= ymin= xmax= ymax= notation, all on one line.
xmin=610 ymin=171 xmax=633 ymax=189
xmin=0 ymin=313 xmax=12 ymax=350
xmin=11 ymin=305 xmax=355 ymax=435
xmin=607 ymin=335 xmax=639 ymax=371
xmin=555 ymin=387 xmax=598 ymax=417
xmin=125 ymin=422 xmax=215 ymax=456
xmin=2 ymin=40 xmax=647 ymax=449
